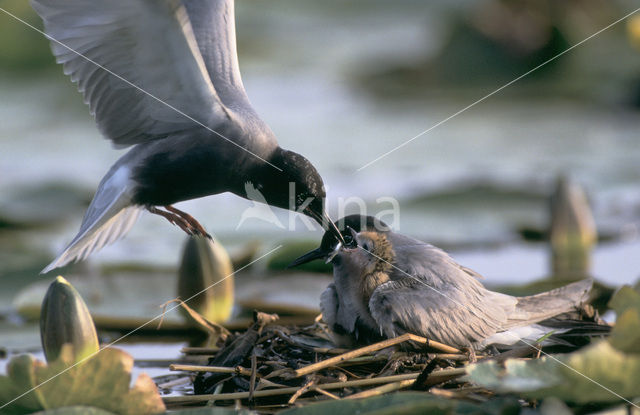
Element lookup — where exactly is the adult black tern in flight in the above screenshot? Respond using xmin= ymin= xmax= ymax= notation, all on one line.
xmin=291 ymin=215 xmax=595 ymax=350
xmin=32 ymin=0 xmax=344 ymax=273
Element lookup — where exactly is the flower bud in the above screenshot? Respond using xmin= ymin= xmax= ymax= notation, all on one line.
xmin=178 ymin=236 xmax=234 ymax=323
xmin=40 ymin=276 xmax=99 ymax=363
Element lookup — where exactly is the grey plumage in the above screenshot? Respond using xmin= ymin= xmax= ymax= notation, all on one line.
xmin=306 ymin=216 xmax=593 ymax=350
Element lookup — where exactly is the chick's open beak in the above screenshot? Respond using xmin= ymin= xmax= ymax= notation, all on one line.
xmin=287 ymin=246 xmax=329 ymax=268
xmin=290 ymin=209 xmax=346 ymax=268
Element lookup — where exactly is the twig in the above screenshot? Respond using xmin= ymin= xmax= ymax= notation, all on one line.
xmin=339 ymin=355 xmax=389 ymax=366
xmin=346 ymin=379 xmax=415 ymax=400
xmin=181 ymin=347 xmax=220 ymax=355
xmin=156 ymin=376 xmax=191 ymax=389
xmin=162 ymin=368 xmax=466 ymax=404
xmin=274 ymin=329 xmax=349 ymax=355
xmin=294 ymin=333 xmax=459 ymax=377
xmin=254 ymin=378 xmax=290 ymax=391
xmin=314 ymin=387 xmax=340 ymax=400
xmin=288 ymin=377 xmax=316 ymax=405
xmin=432 ymin=353 xmax=470 ymax=361
xmin=249 ymin=353 xmax=258 ymax=401
xmin=169 ymin=364 xmax=253 ymax=377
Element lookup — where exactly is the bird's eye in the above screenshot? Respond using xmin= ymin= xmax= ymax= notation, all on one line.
xmin=362 ymin=243 xmax=369 ymax=251
xmin=342 ymin=233 xmax=354 ymax=246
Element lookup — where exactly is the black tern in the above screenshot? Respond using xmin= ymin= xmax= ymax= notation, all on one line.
xmin=291 ymin=215 xmax=595 ymax=350
xmin=32 ymin=0 xmax=344 ymax=273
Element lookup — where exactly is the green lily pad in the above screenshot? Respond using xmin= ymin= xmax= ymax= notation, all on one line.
xmin=12 ymin=271 xmax=329 ymax=331
xmin=29 ymin=403 xmax=257 ymax=415
xmin=608 ymin=285 xmax=640 ymax=354
xmin=608 ymin=285 xmax=640 ymax=316
xmin=609 ymin=308 xmax=640 ymax=354
xmin=31 ymin=406 xmax=118 ymax=415
xmin=280 ymin=392 xmax=519 ymax=415
xmin=163 ymin=409 xmax=254 ymax=415
xmin=0 ymin=345 xmax=165 ymax=415
xmin=466 ymin=340 xmax=640 ymax=404
xmin=12 ymin=272 xmax=187 ymax=330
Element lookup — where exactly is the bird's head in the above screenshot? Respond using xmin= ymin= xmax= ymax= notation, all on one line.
xmin=341 ymin=229 xmax=395 ymax=276
xmin=288 ymin=214 xmax=390 ymax=267
xmin=249 ymin=148 xmax=344 ymax=242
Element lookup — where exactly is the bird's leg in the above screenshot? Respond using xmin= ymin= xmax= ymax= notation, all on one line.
xmin=164 ymin=205 xmax=212 ymax=239
xmin=147 ymin=206 xmax=211 ymax=239
xmin=147 ymin=206 xmax=196 ymax=235
xmin=464 ymin=344 xmax=477 ymax=363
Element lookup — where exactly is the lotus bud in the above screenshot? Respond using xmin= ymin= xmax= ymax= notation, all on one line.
xmin=549 ymin=176 xmax=597 ymax=280
xmin=40 ymin=276 xmax=99 ymax=363
xmin=178 ymin=236 xmax=234 ymax=323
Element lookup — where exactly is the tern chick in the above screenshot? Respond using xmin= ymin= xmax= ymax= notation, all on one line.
xmin=291 ymin=215 xmax=596 ymax=350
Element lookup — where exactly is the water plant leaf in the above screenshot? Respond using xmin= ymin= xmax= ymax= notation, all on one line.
xmin=280 ymin=392 xmax=519 ymax=415
xmin=466 ymin=340 xmax=640 ymax=403
xmin=609 ymin=308 xmax=640 ymax=354
xmin=13 ymin=271 xmax=328 ymax=329
xmin=163 ymin=408 xmax=255 ymax=415
xmin=608 ymin=285 xmax=640 ymax=354
xmin=0 ymin=345 xmax=165 ymax=415
xmin=0 ymin=354 xmax=42 ymax=415
xmin=31 ymin=406 xmax=118 ymax=415
xmin=608 ymin=285 xmax=640 ymax=315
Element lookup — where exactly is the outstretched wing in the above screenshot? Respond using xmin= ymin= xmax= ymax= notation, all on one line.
xmin=182 ymin=1 xmax=249 ymax=110
xmin=369 ymin=278 xmax=514 ymax=348
xmin=32 ymin=0 xmax=228 ymax=147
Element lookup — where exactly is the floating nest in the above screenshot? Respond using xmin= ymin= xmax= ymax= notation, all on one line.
xmin=158 ymin=309 xmax=608 ymax=413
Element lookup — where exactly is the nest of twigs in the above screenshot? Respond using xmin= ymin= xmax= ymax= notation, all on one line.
xmin=159 ymin=311 xmax=577 ymax=413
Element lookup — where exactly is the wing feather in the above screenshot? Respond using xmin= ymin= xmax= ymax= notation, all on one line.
xmin=32 ymin=0 xmax=228 ymax=147
xmin=369 ymin=278 xmax=513 ymax=349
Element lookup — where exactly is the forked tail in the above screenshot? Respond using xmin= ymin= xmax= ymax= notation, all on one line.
xmin=504 ymin=279 xmax=593 ymax=328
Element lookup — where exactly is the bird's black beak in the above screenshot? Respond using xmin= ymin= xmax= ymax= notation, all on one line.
xmin=324 ymin=212 xmax=346 ymax=245
xmin=304 ymin=206 xmax=346 ymax=245
xmin=287 ymin=246 xmax=330 ymax=268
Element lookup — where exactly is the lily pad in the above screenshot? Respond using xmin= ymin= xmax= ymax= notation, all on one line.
xmin=280 ymin=392 xmax=519 ymax=415
xmin=466 ymin=340 xmax=640 ymax=404
xmin=32 ymin=406 xmax=118 ymax=415
xmin=608 ymin=285 xmax=640 ymax=354
xmin=12 ymin=271 xmax=329 ymax=330
xmin=0 ymin=182 xmax=91 ymax=229
xmin=0 ymin=345 xmax=165 ymax=415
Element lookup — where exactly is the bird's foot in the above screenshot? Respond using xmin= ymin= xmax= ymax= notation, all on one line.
xmin=147 ymin=206 xmax=212 ymax=239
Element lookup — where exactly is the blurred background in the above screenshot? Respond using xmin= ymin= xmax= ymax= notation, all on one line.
xmin=1 ymin=0 xmax=640 ymax=354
